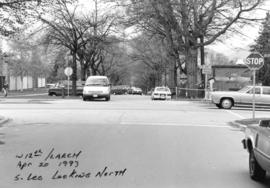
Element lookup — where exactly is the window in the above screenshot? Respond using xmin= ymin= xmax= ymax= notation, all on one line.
xmin=263 ymin=87 xmax=270 ymax=95
xmin=156 ymin=87 xmax=170 ymax=92
xmin=85 ymin=78 xmax=109 ymax=86
xmin=260 ymin=120 xmax=270 ymax=128
xmin=247 ymin=87 xmax=261 ymax=94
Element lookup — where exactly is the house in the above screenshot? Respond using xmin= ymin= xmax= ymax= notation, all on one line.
xmin=212 ymin=65 xmax=252 ymax=91
xmin=0 ymin=53 xmax=46 ymax=91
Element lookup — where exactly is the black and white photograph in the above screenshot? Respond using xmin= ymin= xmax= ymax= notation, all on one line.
xmin=0 ymin=0 xmax=270 ymax=187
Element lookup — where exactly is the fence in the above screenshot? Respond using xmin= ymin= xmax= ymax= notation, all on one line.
xmin=171 ymin=87 xmax=211 ymax=100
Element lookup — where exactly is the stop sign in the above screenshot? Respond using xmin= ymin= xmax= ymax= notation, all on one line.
xmin=246 ymin=52 xmax=264 ymax=70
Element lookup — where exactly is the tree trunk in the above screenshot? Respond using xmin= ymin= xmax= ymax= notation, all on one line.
xmin=20 ymin=74 xmax=23 ymax=92
xmin=174 ymin=61 xmax=178 ymax=87
xmin=168 ymin=58 xmax=176 ymax=88
xmin=87 ymin=68 xmax=91 ymax=77
xmin=80 ymin=62 xmax=86 ymax=81
xmin=185 ymin=48 xmax=198 ymax=98
xmin=72 ymin=53 xmax=77 ymax=96
xmin=91 ymin=65 xmax=97 ymax=75
xmin=200 ymin=36 xmax=205 ymax=87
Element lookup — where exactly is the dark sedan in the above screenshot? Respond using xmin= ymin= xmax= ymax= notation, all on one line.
xmin=48 ymin=85 xmax=83 ymax=96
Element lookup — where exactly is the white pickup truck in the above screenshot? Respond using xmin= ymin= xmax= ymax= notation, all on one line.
xmin=242 ymin=118 xmax=270 ymax=181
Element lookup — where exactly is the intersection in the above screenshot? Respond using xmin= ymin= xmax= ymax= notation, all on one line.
xmin=0 ymin=95 xmax=269 ymax=188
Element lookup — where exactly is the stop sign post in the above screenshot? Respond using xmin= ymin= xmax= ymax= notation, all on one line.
xmin=245 ymin=52 xmax=264 ymax=119
xmin=64 ymin=67 xmax=73 ymax=97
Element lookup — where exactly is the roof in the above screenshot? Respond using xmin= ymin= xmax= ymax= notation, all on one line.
xmin=212 ymin=65 xmax=248 ymax=69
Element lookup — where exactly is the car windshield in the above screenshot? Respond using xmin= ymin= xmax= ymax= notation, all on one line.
xmin=85 ymin=78 xmax=109 ymax=86
xmin=156 ymin=87 xmax=169 ymax=92
xmin=238 ymin=86 xmax=252 ymax=93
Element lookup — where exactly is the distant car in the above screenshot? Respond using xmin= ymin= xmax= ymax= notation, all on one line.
xmin=83 ymin=76 xmax=111 ymax=101
xmin=111 ymin=85 xmax=128 ymax=95
xmin=127 ymin=87 xmax=142 ymax=95
xmin=132 ymin=87 xmax=143 ymax=95
xmin=241 ymin=118 xmax=270 ymax=181
xmin=151 ymin=87 xmax=171 ymax=100
xmin=46 ymin=83 xmax=56 ymax=88
xmin=211 ymin=85 xmax=270 ymax=109
xmin=48 ymin=85 xmax=83 ymax=96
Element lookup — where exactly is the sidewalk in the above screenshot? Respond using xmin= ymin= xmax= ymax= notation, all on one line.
xmin=228 ymin=118 xmax=264 ymax=132
xmin=7 ymin=88 xmax=48 ymax=96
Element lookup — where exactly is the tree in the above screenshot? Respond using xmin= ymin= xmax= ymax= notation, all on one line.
xmin=129 ymin=34 xmax=170 ymax=88
xmin=251 ymin=13 xmax=270 ymax=85
xmin=39 ymin=0 xmax=92 ymax=95
xmin=103 ymin=41 xmax=131 ymax=85
xmin=39 ymin=0 xmax=121 ymax=95
xmin=0 ymin=0 xmax=49 ymax=36
xmin=120 ymin=0 xmax=263 ymax=97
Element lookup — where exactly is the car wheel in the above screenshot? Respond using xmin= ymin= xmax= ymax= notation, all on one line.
xmin=220 ymin=98 xmax=233 ymax=109
xmin=83 ymin=97 xmax=87 ymax=101
xmin=249 ymin=149 xmax=266 ymax=181
xmin=105 ymin=96 xmax=110 ymax=101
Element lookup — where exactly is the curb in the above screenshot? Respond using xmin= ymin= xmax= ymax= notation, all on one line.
xmin=228 ymin=121 xmax=247 ymax=131
xmin=0 ymin=116 xmax=10 ymax=127
xmin=8 ymin=93 xmax=48 ymax=97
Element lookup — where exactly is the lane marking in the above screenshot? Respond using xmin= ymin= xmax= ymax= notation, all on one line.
xmin=120 ymin=121 xmax=229 ymax=128
xmin=225 ymin=110 xmax=245 ymax=119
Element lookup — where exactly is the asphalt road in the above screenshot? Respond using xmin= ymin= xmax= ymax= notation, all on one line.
xmin=0 ymin=95 xmax=269 ymax=188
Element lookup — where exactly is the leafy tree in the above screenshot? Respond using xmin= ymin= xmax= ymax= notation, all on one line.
xmin=0 ymin=0 xmax=49 ymax=36
xmin=251 ymin=13 xmax=270 ymax=85
xmin=119 ymin=0 xmax=263 ymax=97
xmin=129 ymin=34 xmax=170 ymax=88
xmin=39 ymin=0 xmax=122 ymax=95
xmin=39 ymin=0 xmax=92 ymax=95
xmin=5 ymin=40 xmax=50 ymax=90
xmin=43 ymin=47 xmax=68 ymax=83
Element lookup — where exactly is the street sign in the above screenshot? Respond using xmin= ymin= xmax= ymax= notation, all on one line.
xmin=245 ymin=52 xmax=264 ymax=70
xmin=245 ymin=52 xmax=265 ymax=119
xmin=202 ymin=65 xmax=212 ymax=74
xmin=64 ymin=67 xmax=73 ymax=97
xmin=64 ymin=67 xmax=73 ymax=76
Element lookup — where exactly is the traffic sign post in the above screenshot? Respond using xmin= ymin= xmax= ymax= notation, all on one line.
xmin=64 ymin=67 xmax=73 ymax=97
xmin=245 ymin=52 xmax=264 ymax=119
xmin=202 ymin=65 xmax=212 ymax=100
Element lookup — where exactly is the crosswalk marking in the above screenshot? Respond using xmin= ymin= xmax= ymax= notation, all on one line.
xmin=120 ymin=121 xmax=229 ymax=128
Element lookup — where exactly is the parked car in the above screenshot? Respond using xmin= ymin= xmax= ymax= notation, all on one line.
xmin=211 ymin=85 xmax=270 ymax=109
xmin=151 ymin=87 xmax=171 ymax=100
xmin=82 ymin=76 xmax=111 ymax=101
xmin=111 ymin=85 xmax=129 ymax=95
xmin=127 ymin=87 xmax=142 ymax=95
xmin=48 ymin=84 xmax=83 ymax=96
xmin=241 ymin=118 xmax=270 ymax=181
